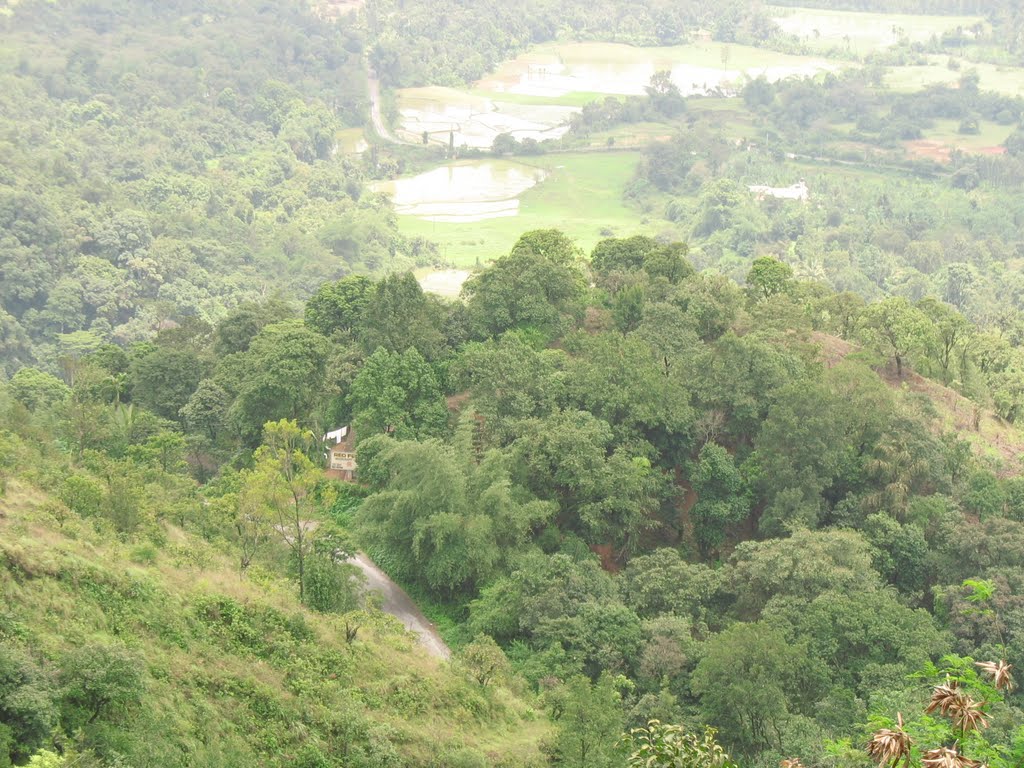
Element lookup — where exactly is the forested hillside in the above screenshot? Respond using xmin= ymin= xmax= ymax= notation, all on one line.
xmin=3 ymin=229 xmax=1023 ymax=766
xmin=0 ymin=0 xmax=432 ymax=375
xmin=3 ymin=0 xmax=1024 ymax=766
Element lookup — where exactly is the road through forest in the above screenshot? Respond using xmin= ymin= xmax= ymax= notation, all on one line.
xmin=348 ymin=552 xmax=452 ymax=659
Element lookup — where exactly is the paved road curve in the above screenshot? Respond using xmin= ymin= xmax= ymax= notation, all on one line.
xmin=348 ymin=552 xmax=452 ymax=659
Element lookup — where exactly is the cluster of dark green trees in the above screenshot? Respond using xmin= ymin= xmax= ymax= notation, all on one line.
xmin=344 ymin=232 xmax=1024 ymax=767
xmin=3 ymin=229 xmax=1024 ymax=766
xmin=349 ymin=233 xmax=1024 ymax=768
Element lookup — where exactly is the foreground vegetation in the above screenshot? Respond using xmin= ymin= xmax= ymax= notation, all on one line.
xmin=0 ymin=436 xmax=549 ymax=767
xmin=3 ymin=226 xmax=1024 ymax=766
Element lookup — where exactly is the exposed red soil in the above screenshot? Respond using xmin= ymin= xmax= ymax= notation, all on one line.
xmin=905 ymin=140 xmax=1007 ymax=163
xmin=906 ymin=140 xmax=952 ymax=163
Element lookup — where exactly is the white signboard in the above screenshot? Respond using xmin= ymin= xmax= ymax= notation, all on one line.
xmin=330 ymin=451 xmax=356 ymax=472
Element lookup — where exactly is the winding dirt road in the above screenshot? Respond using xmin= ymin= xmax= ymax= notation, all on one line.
xmin=368 ymin=74 xmax=409 ymax=145
xmin=348 ymin=552 xmax=452 ymax=659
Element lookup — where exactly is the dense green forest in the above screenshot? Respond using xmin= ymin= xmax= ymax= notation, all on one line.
xmin=3 ymin=0 xmax=1024 ymax=766
xmin=3 ymin=231 xmax=1024 ymax=766
xmin=0 ymin=0 xmax=436 ymax=376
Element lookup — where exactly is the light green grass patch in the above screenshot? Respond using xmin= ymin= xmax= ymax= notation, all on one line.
xmin=922 ymin=118 xmax=1014 ymax=150
xmin=336 ymin=126 xmax=369 ymax=154
xmin=544 ymin=40 xmax=832 ymax=72
xmin=470 ymin=89 xmax=610 ymax=107
xmin=768 ymin=6 xmax=984 ymax=54
xmin=887 ymin=56 xmax=1024 ymax=97
xmin=584 ymin=122 xmax=674 ymax=149
xmin=396 ymin=151 xmax=658 ymax=266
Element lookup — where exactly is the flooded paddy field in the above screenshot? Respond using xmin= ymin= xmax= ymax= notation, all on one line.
xmin=370 ymin=160 xmax=548 ymax=223
xmin=396 ymin=87 xmax=579 ymax=149
xmin=395 ymin=41 xmax=841 ymax=151
xmin=384 ymin=152 xmax=661 ymax=267
xmin=474 ymin=41 xmax=841 ymax=99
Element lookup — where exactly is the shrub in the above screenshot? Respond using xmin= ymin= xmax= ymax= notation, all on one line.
xmin=59 ymin=642 xmax=145 ymax=727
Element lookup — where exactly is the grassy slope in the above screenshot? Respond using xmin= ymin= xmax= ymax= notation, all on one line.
xmin=0 ymin=483 xmax=549 ymax=767
xmin=814 ymin=332 xmax=1024 ymax=475
xmin=397 ymin=151 xmax=659 ymax=266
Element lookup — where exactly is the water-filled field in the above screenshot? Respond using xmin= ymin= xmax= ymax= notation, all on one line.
xmin=396 ymin=41 xmax=841 ymax=151
xmin=387 ymin=152 xmax=660 ymax=266
xmin=475 ymin=41 xmax=841 ymax=99
xmin=396 ymin=87 xmax=579 ymax=149
xmin=371 ymin=160 xmax=549 ymax=223
xmin=768 ymin=6 xmax=984 ymax=53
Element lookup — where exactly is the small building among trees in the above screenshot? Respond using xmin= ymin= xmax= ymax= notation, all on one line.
xmin=324 ymin=426 xmax=357 ymax=481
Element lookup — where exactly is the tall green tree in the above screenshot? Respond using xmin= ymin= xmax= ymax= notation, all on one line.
xmin=347 ymin=347 xmax=448 ymax=441
xmin=746 ymin=256 xmax=793 ymax=300
xmin=858 ymin=297 xmax=934 ymax=378
xmin=463 ymin=230 xmax=587 ymax=340
xmin=358 ymin=272 xmax=445 ymax=359
xmin=251 ymin=419 xmax=322 ymax=601
xmin=304 ymin=275 xmax=372 ymax=337
xmin=548 ymin=675 xmax=624 ymax=768
xmin=692 ymin=623 xmax=827 ymax=757
xmin=225 ymin=320 xmax=329 ymax=444
xmin=690 ymin=442 xmax=750 ymax=556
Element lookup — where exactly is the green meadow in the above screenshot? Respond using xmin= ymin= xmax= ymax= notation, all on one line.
xmin=923 ymin=118 xmax=1016 ymax=150
xmin=887 ymin=56 xmax=1024 ymax=97
xmin=768 ymin=5 xmax=984 ymax=54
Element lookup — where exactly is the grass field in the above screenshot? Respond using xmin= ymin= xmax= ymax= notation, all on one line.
xmin=923 ymin=118 xmax=1014 ymax=150
xmin=540 ymin=40 xmax=837 ymax=73
xmin=396 ymin=151 xmax=659 ymax=266
xmin=768 ymin=5 xmax=984 ymax=54
xmin=887 ymin=56 xmax=1024 ymax=97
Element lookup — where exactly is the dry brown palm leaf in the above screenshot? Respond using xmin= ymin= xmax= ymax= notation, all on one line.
xmin=867 ymin=713 xmax=913 ymax=768
xmin=921 ymin=747 xmax=980 ymax=768
xmin=950 ymin=696 xmax=990 ymax=733
xmin=926 ymin=679 xmax=964 ymax=716
xmin=780 ymin=759 xmax=804 ymax=768
xmin=975 ymin=660 xmax=1015 ymax=692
